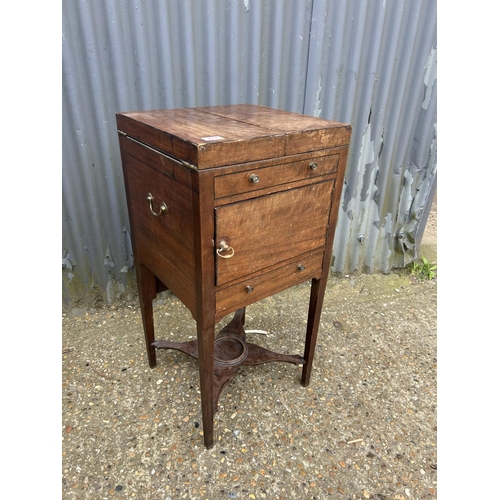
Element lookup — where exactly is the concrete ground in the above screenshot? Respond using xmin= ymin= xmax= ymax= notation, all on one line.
xmin=62 ymin=199 xmax=437 ymax=500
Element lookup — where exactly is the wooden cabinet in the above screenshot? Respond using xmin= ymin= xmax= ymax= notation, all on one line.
xmin=116 ymin=104 xmax=351 ymax=448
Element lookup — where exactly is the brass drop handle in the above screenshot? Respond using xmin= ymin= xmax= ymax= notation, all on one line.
xmin=309 ymin=162 xmax=318 ymax=171
xmin=216 ymin=240 xmax=235 ymax=259
xmin=147 ymin=193 xmax=167 ymax=216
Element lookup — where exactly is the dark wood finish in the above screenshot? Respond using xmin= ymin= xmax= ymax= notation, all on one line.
xmin=195 ymin=104 xmax=351 ymax=153
xmin=136 ymin=263 xmax=158 ymax=368
xmin=215 ymin=251 xmax=323 ymax=322
xmin=191 ymin=169 xmax=217 ymax=448
xmin=215 ymin=180 xmax=334 ymax=285
xmin=302 ymin=145 xmax=350 ymax=386
xmin=214 ymin=153 xmax=338 ymax=199
xmin=122 ymin=154 xmax=195 ymax=284
xmin=116 ymin=105 xmax=351 ymax=448
xmin=116 ymin=108 xmax=286 ymax=168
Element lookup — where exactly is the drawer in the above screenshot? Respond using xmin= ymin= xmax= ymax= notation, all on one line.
xmin=215 ymin=180 xmax=334 ymax=286
xmin=215 ymin=252 xmax=324 ymax=321
xmin=123 ymin=153 xmax=195 ymax=285
xmin=214 ymin=154 xmax=339 ymax=199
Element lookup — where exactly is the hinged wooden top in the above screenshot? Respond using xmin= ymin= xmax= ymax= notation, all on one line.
xmin=116 ymin=104 xmax=351 ymax=169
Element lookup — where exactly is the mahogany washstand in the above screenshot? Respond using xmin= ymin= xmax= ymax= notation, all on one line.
xmin=116 ymin=105 xmax=351 ymax=448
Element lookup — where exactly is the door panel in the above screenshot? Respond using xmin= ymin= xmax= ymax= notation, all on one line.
xmin=215 ymin=180 xmax=334 ymax=286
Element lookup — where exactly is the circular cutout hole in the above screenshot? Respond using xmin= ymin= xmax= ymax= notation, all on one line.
xmin=214 ymin=336 xmax=248 ymax=366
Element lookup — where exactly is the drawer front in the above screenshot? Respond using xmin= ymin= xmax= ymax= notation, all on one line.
xmin=123 ymin=153 xmax=195 ymax=285
xmin=215 ymin=252 xmax=323 ymax=321
xmin=215 ymin=180 xmax=334 ymax=286
xmin=214 ymin=154 xmax=339 ymax=199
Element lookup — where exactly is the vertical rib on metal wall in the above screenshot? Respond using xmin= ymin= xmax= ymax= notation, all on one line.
xmin=62 ymin=0 xmax=436 ymax=305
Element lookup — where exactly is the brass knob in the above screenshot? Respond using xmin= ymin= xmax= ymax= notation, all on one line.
xmin=297 ymin=264 xmax=305 ymax=271
xmin=245 ymin=285 xmax=254 ymax=293
xmin=249 ymin=174 xmax=260 ymax=184
xmin=309 ymin=162 xmax=318 ymax=171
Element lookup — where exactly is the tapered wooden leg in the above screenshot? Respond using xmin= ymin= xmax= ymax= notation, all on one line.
xmin=136 ymin=262 xmax=157 ymax=368
xmin=301 ymin=277 xmax=328 ymax=386
xmin=197 ymin=321 xmax=215 ymax=448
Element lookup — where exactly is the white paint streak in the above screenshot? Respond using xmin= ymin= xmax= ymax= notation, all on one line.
xmin=243 ymin=0 xmax=250 ymax=13
xmin=422 ymin=47 xmax=437 ymax=109
xmin=359 ymin=122 xmax=375 ymax=166
xmin=313 ymin=77 xmax=322 ymax=117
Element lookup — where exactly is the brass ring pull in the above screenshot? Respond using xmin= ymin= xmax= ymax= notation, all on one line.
xmin=216 ymin=240 xmax=235 ymax=259
xmin=147 ymin=193 xmax=167 ymax=216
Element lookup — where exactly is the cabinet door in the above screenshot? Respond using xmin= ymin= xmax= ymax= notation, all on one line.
xmin=215 ymin=180 xmax=334 ymax=286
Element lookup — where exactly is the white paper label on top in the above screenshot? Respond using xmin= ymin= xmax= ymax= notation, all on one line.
xmin=201 ymin=135 xmax=225 ymax=141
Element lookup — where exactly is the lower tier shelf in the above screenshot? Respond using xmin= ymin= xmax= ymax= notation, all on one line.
xmin=151 ymin=309 xmax=305 ymax=412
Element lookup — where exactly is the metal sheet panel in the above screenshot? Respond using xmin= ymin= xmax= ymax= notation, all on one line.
xmin=62 ymin=0 xmax=436 ymax=305
xmin=304 ymin=0 xmax=437 ymax=274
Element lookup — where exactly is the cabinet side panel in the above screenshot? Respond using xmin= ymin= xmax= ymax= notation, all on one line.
xmin=120 ymin=136 xmax=197 ymax=312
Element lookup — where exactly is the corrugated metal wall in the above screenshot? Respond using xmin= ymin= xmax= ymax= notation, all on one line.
xmin=62 ymin=0 xmax=437 ymax=305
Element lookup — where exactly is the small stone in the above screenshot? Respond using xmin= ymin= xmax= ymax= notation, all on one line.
xmin=115 ymin=485 xmax=123 ymax=492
